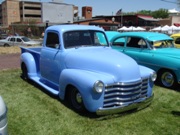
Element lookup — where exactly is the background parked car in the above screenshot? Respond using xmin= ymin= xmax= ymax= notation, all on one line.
xmin=170 ymin=33 xmax=180 ymax=48
xmin=106 ymin=31 xmax=180 ymax=89
xmin=0 ymin=36 xmax=41 ymax=47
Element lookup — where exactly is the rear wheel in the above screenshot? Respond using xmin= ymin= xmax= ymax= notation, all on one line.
xmin=4 ymin=44 xmax=10 ymax=47
xmin=157 ymin=69 xmax=177 ymax=89
xmin=21 ymin=63 xmax=29 ymax=81
xmin=67 ymin=86 xmax=86 ymax=113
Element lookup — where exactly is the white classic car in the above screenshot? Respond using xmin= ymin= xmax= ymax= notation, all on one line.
xmin=0 ymin=36 xmax=41 ymax=47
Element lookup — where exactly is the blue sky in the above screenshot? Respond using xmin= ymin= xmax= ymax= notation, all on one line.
xmin=0 ymin=0 xmax=179 ymax=16
xmin=64 ymin=0 xmax=179 ymax=16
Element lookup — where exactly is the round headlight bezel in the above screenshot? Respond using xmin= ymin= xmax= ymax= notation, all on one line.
xmin=93 ymin=80 xmax=104 ymax=93
xmin=150 ymin=72 xmax=157 ymax=82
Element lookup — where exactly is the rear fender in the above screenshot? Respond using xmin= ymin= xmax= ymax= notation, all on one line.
xmin=21 ymin=52 xmax=37 ymax=78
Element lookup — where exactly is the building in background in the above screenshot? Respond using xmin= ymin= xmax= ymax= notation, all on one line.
xmin=41 ymin=2 xmax=73 ymax=24
xmin=20 ymin=1 xmax=41 ymax=23
xmin=0 ymin=0 xmax=75 ymax=27
xmin=1 ymin=0 xmax=179 ymax=34
xmin=1 ymin=0 xmax=20 ymax=27
xmin=82 ymin=6 xmax=92 ymax=19
xmin=159 ymin=9 xmax=180 ymax=26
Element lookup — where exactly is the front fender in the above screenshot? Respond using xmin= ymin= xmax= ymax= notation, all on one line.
xmin=59 ymin=69 xmax=114 ymax=112
xmin=21 ymin=52 xmax=37 ymax=78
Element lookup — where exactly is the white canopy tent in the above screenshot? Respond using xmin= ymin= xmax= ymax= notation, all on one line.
xmin=137 ymin=26 xmax=146 ymax=31
xmin=151 ymin=26 xmax=169 ymax=32
xmin=117 ymin=26 xmax=146 ymax=31
xmin=151 ymin=25 xmax=180 ymax=34
xmin=117 ymin=26 xmax=129 ymax=31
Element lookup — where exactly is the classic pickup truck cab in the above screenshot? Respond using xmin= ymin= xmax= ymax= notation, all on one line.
xmin=20 ymin=25 xmax=156 ymax=115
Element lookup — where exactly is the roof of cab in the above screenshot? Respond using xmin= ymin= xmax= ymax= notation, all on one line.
xmin=120 ymin=32 xmax=172 ymax=41
xmin=46 ymin=24 xmax=104 ymax=33
xmin=108 ymin=31 xmax=173 ymax=42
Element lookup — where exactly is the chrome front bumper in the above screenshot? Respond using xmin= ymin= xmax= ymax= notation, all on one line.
xmin=96 ymin=94 xmax=154 ymax=115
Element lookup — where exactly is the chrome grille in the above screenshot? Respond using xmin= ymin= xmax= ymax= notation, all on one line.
xmin=103 ymin=78 xmax=148 ymax=108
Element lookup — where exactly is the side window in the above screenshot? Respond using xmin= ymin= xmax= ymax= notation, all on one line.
xmin=17 ymin=38 xmax=22 ymax=42
xmin=126 ymin=37 xmax=144 ymax=48
xmin=138 ymin=39 xmax=147 ymax=48
xmin=175 ymin=37 xmax=180 ymax=44
xmin=94 ymin=32 xmax=108 ymax=45
xmin=46 ymin=32 xmax=59 ymax=48
xmin=112 ymin=37 xmax=126 ymax=46
xmin=10 ymin=38 xmax=15 ymax=42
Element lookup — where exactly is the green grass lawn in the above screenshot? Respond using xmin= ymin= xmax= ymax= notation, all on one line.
xmin=0 ymin=69 xmax=179 ymax=135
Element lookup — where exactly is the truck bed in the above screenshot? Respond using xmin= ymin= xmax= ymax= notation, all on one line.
xmin=20 ymin=46 xmax=41 ymax=75
xmin=20 ymin=46 xmax=42 ymax=55
xmin=20 ymin=46 xmax=59 ymax=95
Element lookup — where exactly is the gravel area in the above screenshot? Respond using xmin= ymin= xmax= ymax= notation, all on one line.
xmin=0 ymin=53 xmax=20 ymax=70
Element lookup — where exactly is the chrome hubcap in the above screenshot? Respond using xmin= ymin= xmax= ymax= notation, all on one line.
xmin=161 ymin=72 xmax=174 ymax=87
xmin=76 ymin=93 xmax=82 ymax=104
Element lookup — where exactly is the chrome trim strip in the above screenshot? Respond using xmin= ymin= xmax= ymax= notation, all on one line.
xmin=104 ymin=90 xmax=141 ymax=97
xmin=105 ymin=85 xmax=142 ymax=91
xmin=105 ymin=79 xmax=142 ymax=87
xmin=96 ymin=94 xmax=154 ymax=115
xmin=0 ymin=107 xmax=7 ymax=121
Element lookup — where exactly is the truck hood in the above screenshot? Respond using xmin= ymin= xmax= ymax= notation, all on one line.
xmin=65 ymin=47 xmax=141 ymax=82
xmin=154 ymin=48 xmax=180 ymax=59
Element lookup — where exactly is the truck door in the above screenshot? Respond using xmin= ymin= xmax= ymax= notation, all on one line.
xmin=40 ymin=31 xmax=61 ymax=84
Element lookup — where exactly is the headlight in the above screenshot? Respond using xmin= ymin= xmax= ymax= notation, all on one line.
xmin=150 ymin=72 xmax=157 ymax=82
xmin=93 ymin=80 xmax=104 ymax=93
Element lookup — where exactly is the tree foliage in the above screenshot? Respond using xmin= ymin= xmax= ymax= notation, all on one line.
xmin=137 ymin=10 xmax=152 ymax=15
xmin=137 ymin=9 xmax=169 ymax=19
xmin=151 ymin=9 xmax=169 ymax=18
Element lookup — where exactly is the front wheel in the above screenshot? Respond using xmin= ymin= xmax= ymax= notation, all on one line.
xmin=67 ymin=87 xmax=86 ymax=113
xmin=157 ymin=69 xmax=177 ymax=89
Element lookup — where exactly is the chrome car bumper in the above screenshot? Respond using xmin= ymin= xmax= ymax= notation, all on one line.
xmin=96 ymin=94 xmax=154 ymax=115
xmin=0 ymin=96 xmax=8 ymax=135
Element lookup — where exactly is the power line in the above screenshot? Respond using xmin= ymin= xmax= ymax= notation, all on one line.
xmin=161 ymin=0 xmax=179 ymax=4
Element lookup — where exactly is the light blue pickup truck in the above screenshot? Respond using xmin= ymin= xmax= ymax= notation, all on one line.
xmin=20 ymin=25 xmax=156 ymax=115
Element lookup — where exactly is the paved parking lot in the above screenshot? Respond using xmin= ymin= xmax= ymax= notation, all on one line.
xmin=0 ymin=53 xmax=20 ymax=70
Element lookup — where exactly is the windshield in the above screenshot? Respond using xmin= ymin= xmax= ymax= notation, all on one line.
xmin=149 ymin=40 xmax=174 ymax=48
xmin=63 ymin=30 xmax=109 ymax=49
xmin=22 ymin=37 xmax=31 ymax=42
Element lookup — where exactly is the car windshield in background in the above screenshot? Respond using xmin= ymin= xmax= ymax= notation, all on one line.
xmin=150 ymin=40 xmax=174 ymax=48
xmin=63 ymin=30 xmax=109 ymax=48
xmin=22 ymin=37 xmax=31 ymax=42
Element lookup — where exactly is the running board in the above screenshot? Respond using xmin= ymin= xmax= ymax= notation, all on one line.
xmin=30 ymin=76 xmax=59 ymax=95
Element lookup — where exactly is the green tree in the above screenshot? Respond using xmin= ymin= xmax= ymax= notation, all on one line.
xmin=137 ymin=10 xmax=152 ymax=15
xmin=136 ymin=9 xmax=169 ymax=19
xmin=151 ymin=8 xmax=169 ymax=19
